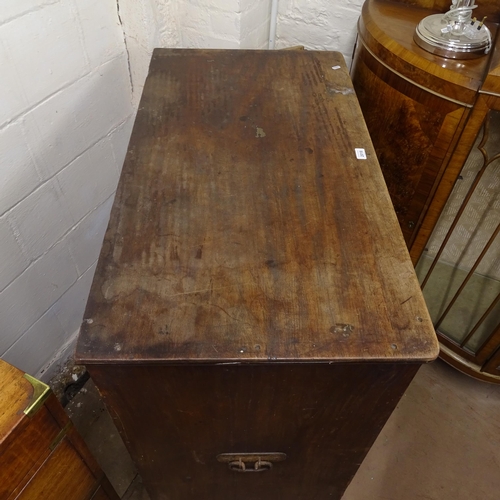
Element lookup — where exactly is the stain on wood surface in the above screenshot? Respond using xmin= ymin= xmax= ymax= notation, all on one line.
xmin=76 ymin=49 xmax=438 ymax=365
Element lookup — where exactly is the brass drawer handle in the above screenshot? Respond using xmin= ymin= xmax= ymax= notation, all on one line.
xmin=229 ymin=459 xmax=273 ymax=472
xmin=217 ymin=452 xmax=286 ymax=473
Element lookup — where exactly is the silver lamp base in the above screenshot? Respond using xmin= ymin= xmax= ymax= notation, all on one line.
xmin=414 ymin=13 xmax=491 ymax=59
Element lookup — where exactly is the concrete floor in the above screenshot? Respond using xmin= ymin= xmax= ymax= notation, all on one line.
xmin=65 ymin=359 xmax=500 ymax=500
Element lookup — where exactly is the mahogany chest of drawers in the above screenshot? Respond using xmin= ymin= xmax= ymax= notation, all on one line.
xmin=0 ymin=360 xmax=119 ymax=500
xmin=76 ymin=49 xmax=438 ymax=499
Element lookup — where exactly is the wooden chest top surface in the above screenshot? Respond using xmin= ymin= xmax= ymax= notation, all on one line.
xmin=76 ymin=49 xmax=438 ymax=365
xmin=0 ymin=360 xmax=32 ymax=443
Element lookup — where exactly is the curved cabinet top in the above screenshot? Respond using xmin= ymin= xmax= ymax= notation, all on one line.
xmin=358 ymin=0 xmax=496 ymax=105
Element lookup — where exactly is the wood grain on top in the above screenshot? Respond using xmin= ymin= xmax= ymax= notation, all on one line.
xmin=0 ymin=360 xmax=32 ymax=442
xmin=76 ymin=49 xmax=438 ymax=364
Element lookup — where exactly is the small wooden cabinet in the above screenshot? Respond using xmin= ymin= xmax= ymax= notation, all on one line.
xmin=76 ymin=49 xmax=438 ymax=499
xmin=0 ymin=360 xmax=119 ymax=500
xmin=351 ymin=0 xmax=500 ymax=382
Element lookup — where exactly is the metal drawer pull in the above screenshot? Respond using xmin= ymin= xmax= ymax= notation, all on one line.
xmin=229 ymin=459 xmax=273 ymax=472
xmin=217 ymin=452 xmax=286 ymax=473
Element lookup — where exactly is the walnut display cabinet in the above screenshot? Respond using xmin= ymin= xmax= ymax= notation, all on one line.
xmin=76 ymin=49 xmax=438 ymax=499
xmin=351 ymin=0 xmax=500 ymax=382
xmin=0 ymin=360 xmax=119 ymax=500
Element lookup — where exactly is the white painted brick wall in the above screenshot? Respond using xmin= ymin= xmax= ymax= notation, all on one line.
xmin=4 ymin=262 xmax=98 ymax=377
xmin=0 ymin=216 xmax=30 ymax=288
xmin=117 ymin=0 xmax=359 ymax=102
xmin=275 ymin=0 xmax=363 ymax=66
xmin=2 ymin=0 xmax=58 ymax=25
xmin=0 ymin=241 xmax=79 ymax=354
xmin=55 ymin=139 xmax=119 ymax=224
xmin=0 ymin=0 xmax=133 ymax=380
xmin=179 ymin=0 xmax=241 ymax=49
xmin=67 ymin=197 xmax=115 ymax=276
xmin=0 ymin=123 xmax=42 ymax=215
xmin=118 ymin=0 xmax=272 ymax=102
xmin=0 ymin=3 xmax=89 ymax=125
xmin=117 ymin=0 xmax=165 ymax=105
xmin=8 ymin=179 xmax=75 ymax=261
xmin=241 ymin=0 xmax=272 ymax=49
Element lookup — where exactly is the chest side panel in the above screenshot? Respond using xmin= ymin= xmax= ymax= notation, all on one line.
xmin=89 ymin=363 xmax=418 ymax=500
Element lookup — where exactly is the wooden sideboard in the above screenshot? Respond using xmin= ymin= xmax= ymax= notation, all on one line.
xmin=351 ymin=0 xmax=500 ymax=382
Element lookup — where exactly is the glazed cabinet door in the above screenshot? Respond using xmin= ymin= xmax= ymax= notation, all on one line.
xmin=351 ymin=41 xmax=469 ymax=246
xmin=415 ymin=105 xmax=500 ymax=382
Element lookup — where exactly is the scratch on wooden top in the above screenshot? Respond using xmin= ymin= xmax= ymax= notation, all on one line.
xmin=75 ymin=49 xmax=438 ymax=365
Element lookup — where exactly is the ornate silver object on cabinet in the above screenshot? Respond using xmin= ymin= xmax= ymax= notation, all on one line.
xmin=414 ymin=0 xmax=492 ymax=59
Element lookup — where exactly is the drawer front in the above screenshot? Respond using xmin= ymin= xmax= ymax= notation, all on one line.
xmin=90 ymin=363 xmax=418 ymax=500
xmin=1 ymin=407 xmax=60 ymax=500
xmin=16 ymin=438 xmax=96 ymax=500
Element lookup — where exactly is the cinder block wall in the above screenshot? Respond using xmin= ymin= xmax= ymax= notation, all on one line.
xmin=118 ymin=0 xmax=273 ymax=103
xmin=0 ymin=0 xmax=133 ymax=380
xmin=241 ymin=0 xmax=272 ymax=49
xmin=118 ymin=0 xmax=361 ymax=102
xmin=116 ymin=0 xmax=180 ymax=106
xmin=178 ymin=0 xmax=271 ymax=49
xmin=275 ymin=0 xmax=363 ymax=66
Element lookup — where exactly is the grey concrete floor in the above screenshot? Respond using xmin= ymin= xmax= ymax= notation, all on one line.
xmin=65 ymin=359 xmax=500 ymax=499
